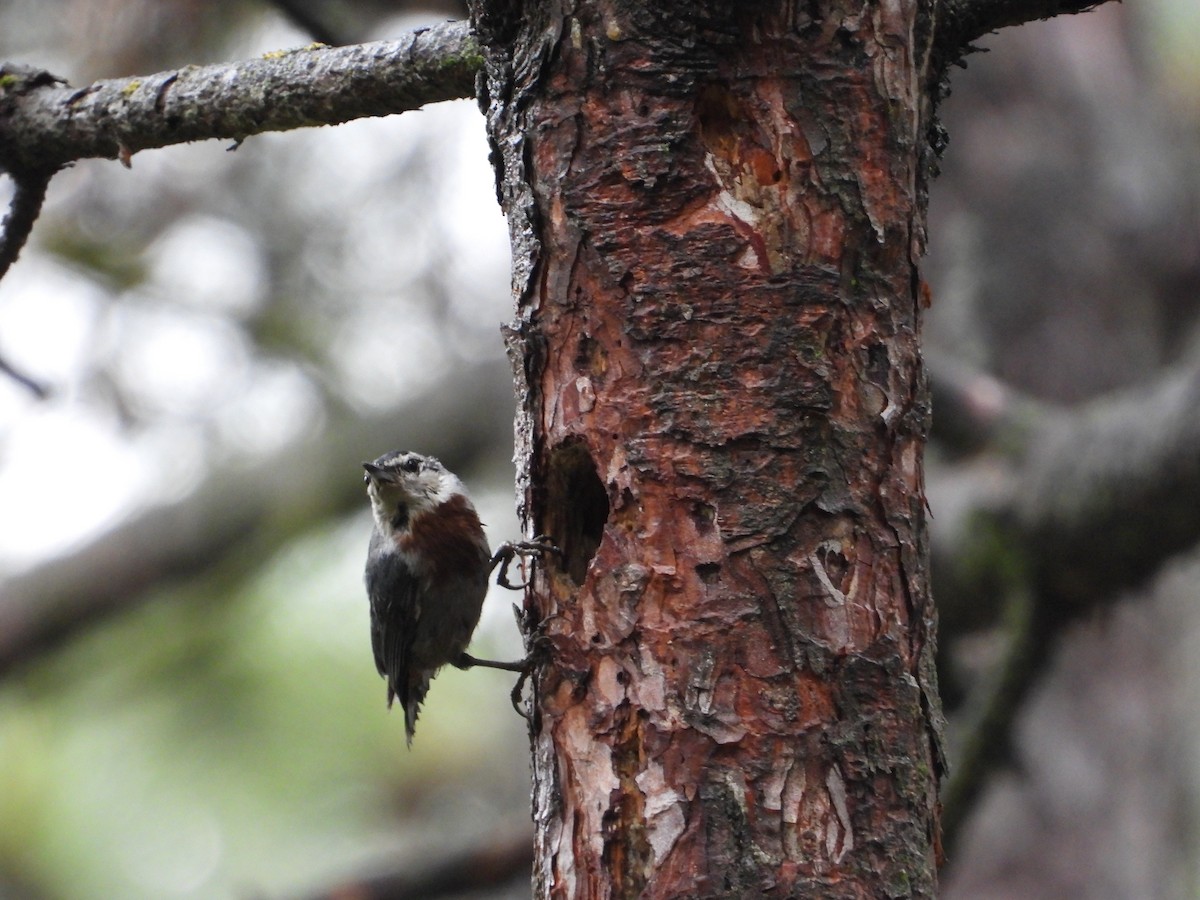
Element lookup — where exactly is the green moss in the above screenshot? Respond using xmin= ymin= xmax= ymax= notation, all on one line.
xmin=450 ymin=49 xmax=486 ymax=73
xmin=120 ymin=80 xmax=141 ymax=97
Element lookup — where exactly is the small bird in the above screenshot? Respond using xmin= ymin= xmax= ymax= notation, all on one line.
xmin=362 ymin=450 xmax=549 ymax=744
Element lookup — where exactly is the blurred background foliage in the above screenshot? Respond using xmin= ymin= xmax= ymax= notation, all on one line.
xmin=0 ymin=0 xmax=1197 ymax=898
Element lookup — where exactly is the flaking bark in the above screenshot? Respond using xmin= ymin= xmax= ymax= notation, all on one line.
xmin=474 ymin=0 xmax=945 ymax=896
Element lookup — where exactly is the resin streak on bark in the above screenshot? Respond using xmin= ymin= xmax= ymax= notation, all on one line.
xmin=475 ymin=0 xmax=942 ymax=896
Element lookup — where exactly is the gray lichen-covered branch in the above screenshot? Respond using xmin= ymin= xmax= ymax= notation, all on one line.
xmin=1017 ymin=361 xmax=1200 ymax=614
xmin=935 ymin=354 xmax=1200 ymax=629
xmin=0 ymin=20 xmax=480 ymax=174
xmin=932 ymin=354 xmax=1200 ymax=855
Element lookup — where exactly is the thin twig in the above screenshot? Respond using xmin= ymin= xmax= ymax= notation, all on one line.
xmin=0 ymin=168 xmax=54 ymax=396
xmin=940 ymin=584 xmax=1052 ymax=862
xmin=0 ymin=64 xmax=64 ymax=396
xmin=0 ymin=169 xmax=51 ymax=281
xmin=0 ymin=353 xmax=49 ymax=399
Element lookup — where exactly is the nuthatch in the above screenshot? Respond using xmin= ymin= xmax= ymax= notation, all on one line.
xmin=362 ymin=450 xmax=553 ymax=745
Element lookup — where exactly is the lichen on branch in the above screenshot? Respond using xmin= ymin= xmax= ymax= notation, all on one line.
xmin=0 ymin=20 xmax=481 ymax=173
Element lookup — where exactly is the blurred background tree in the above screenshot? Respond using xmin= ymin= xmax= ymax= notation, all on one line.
xmin=0 ymin=0 xmax=1196 ymax=898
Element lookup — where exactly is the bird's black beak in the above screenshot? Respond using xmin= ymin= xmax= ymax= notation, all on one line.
xmin=362 ymin=462 xmax=392 ymax=483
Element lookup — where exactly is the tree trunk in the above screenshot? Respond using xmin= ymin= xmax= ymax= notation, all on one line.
xmin=472 ymin=1 xmax=944 ymax=896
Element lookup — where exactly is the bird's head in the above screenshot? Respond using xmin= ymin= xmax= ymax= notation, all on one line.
xmin=362 ymin=450 xmax=467 ymax=534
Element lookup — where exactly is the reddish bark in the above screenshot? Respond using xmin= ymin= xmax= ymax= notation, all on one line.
xmin=474 ymin=0 xmax=944 ymax=895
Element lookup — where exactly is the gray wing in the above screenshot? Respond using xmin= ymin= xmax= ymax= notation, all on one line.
xmin=365 ymin=538 xmax=425 ymax=739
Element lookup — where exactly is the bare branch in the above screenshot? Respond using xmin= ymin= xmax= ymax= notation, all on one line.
xmin=0 ymin=351 xmax=49 ymax=398
xmin=939 ymin=584 xmax=1048 ymax=860
xmin=934 ymin=353 xmax=1200 ymax=632
xmin=0 ymin=20 xmax=480 ymax=174
xmin=932 ymin=355 xmax=1200 ymax=853
xmin=0 ymin=66 xmax=61 ymax=394
xmin=1017 ymin=359 xmax=1200 ymax=613
xmin=935 ymin=0 xmax=1113 ymax=56
xmin=0 ymin=169 xmax=54 ymax=397
xmin=0 ymin=169 xmax=50 ymax=282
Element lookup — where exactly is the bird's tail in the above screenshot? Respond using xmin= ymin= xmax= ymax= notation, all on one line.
xmin=395 ymin=672 xmax=431 ymax=747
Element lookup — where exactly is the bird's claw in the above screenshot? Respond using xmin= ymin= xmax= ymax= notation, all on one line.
xmin=509 ymin=632 xmax=554 ymax=721
xmin=491 ymin=536 xmax=562 ymax=590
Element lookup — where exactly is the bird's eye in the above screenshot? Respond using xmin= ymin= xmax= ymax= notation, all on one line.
xmin=402 ymin=457 xmax=421 ymax=473
xmin=363 ymin=472 xmax=370 ymax=485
